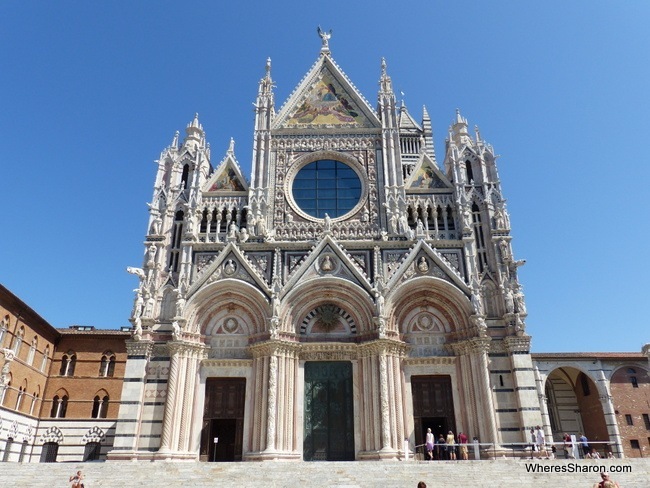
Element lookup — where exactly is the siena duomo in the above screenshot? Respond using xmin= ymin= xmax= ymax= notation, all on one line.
xmin=0 ymin=33 xmax=648 ymax=463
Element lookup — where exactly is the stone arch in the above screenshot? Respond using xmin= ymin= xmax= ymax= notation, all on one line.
xmin=40 ymin=426 xmax=63 ymax=444
xmin=543 ymin=366 xmax=609 ymax=449
xmin=82 ymin=426 xmax=106 ymax=444
xmin=283 ymin=277 xmax=374 ymax=336
xmin=187 ymin=279 xmax=270 ymax=338
xmin=388 ymin=276 xmax=472 ymax=339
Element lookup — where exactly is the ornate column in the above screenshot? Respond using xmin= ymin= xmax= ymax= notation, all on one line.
xmin=450 ymin=341 xmax=480 ymax=438
xmin=596 ymin=369 xmax=624 ymax=458
xmin=468 ymin=338 xmax=498 ymax=445
xmin=378 ymin=351 xmax=391 ymax=451
xmin=158 ymin=342 xmax=182 ymax=454
xmin=108 ymin=340 xmax=154 ymax=459
xmin=265 ymin=354 xmax=278 ymax=453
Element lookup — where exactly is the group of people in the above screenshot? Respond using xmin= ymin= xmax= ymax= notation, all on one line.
xmin=560 ymin=432 xmax=613 ymax=459
xmin=424 ymin=429 xmax=469 ymax=461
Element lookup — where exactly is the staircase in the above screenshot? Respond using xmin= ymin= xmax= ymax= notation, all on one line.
xmin=1 ymin=459 xmax=648 ymax=487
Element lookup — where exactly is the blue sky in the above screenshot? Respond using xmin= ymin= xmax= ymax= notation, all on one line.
xmin=1 ymin=1 xmax=648 ymax=353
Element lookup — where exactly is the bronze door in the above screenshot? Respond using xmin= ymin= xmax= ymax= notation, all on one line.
xmin=411 ymin=375 xmax=457 ymax=449
xmin=303 ymin=361 xmax=355 ymax=461
xmin=200 ymin=377 xmax=246 ymax=462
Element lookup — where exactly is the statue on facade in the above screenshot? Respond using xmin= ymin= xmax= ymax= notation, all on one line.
xmin=499 ymin=239 xmax=510 ymax=261
xmin=149 ymin=215 xmax=162 ymax=235
xmin=494 ymin=207 xmax=506 ymax=229
xmin=415 ymin=219 xmax=426 ymax=238
xmin=146 ymin=245 xmax=157 ymax=268
xmin=503 ymin=287 xmax=515 ymax=314
xmin=515 ymin=291 xmax=527 ymax=315
xmin=317 ymin=26 xmax=332 ymax=50
xmin=323 ymin=213 xmax=332 ymax=234
xmin=239 ymin=227 xmax=249 ymax=243
xmin=228 ymin=221 xmax=238 ymax=240
xmin=172 ymin=320 xmax=181 ymax=341
xmin=174 ymin=288 xmax=185 ymax=318
xmin=471 ymin=288 xmax=485 ymax=316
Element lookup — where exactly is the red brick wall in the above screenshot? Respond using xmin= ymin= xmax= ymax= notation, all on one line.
xmin=611 ymin=366 xmax=650 ymax=458
xmin=574 ymin=372 xmax=609 ymax=449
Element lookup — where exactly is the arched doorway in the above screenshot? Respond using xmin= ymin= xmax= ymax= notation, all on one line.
xmin=545 ymin=367 xmax=609 ymax=455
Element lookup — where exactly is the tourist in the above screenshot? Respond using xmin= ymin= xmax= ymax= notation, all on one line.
xmin=417 ymin=482 xmax=427 ymax=488
xmin=69 ymin=470 xmax=84 ymax=488
xmin=458 ymin=431 xmax=469 ymax=460
xmin=425 ymin=427 xmax=434 ymax=460
xmin=578 ymin=433 xmax=590 ymax=458
xmin=535 ymin=426 xmax=547 ymax=459
xmin=607 ymin=451 xmax=614 ymax=459
xmin=562 ymin=432 xmax=573 ymax=459
xmin=446 ymin=430 xmax=457 ymax=460
xmin=592 ymin=472 xmax=620 ymax=488
xmin=589 ymin=448 xmax=601 ymax=459
xmin=529 ymin=428 xmax=537 ymax=459
xmin=436 ymin=433 xmax=447 ymax=460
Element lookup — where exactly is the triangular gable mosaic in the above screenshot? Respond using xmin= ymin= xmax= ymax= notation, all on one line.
xmin=279 ymin=65 xmax=377 ymax=129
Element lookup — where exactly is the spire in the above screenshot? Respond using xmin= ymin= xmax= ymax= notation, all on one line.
xmin=258 ymin=57 xmax=274 ymax=98
xmin=184 ymin=113 xmax=205 ymax=149
xmin=422 ymin=105 xmax=436 ymax=160
xmin=379 ymin=57 xmax=393 ymax=95
xmin=317 ymin=26 xmax=332 ymax=54
xmin=450 ymin=108 xmax=471 ymax=146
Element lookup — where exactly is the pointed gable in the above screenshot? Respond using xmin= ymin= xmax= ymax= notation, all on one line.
xmin=204 ymin=141 xmax=248 ymax=193
xmin=282 ymin=235 xmax=372 ymax=298
xmin=188 ymin=243 xmax=271 ymax=299
xmin=405 ymin=152 xmax=452 ymax=191
xmin=386 ymin=240 xmax=470 ymax=295
xmin=274 ymin=55 xmax=380 ymax=129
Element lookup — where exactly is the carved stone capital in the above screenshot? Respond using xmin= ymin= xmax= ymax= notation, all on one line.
xmin=125 ymin=340 xmax=154 ymax=357
xmin=503 ymin=335 xmax=531 ymax=354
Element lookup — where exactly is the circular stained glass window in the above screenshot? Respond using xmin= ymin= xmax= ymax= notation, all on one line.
xmin=291 ymin=159 xmax=362 ymax=219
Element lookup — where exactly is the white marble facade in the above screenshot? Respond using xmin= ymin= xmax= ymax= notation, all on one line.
xmin=109 ymin=34 xmax=545 ymax=462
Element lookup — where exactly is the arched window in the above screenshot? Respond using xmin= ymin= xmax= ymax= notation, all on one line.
xmin=181 ymin=163 xmax=190 ymax=189
xmin=30 ymin=389 xmax=39 ymax=416
xmin=92 ymin=394 xmax=109 ymax=419
xmin=13 ymin=326 xmax=25 ymax=356
xmin=0 ymin=315 xmax=8 ymax=346
xmin=41 ymin=345 xmax=50 ymax=373
xmin=472 ymin=203 xmax=488 ymax=272
xmin=59 ymin=353 xmax=76 ymax=376
xmin=0 ymin=376 xmax=10 ymax=405
xmin=27 ymin=336 xmax=38 ymax=365
xmin=15 ymin=382 xmax=27 ymax=411
xmin=465 ymin=160 xmax=474 ymax=183
xmin=50 ymin=394 xmax=68 ymax=418
xmin=169 ymin=210 xmax=184 ymax=272
xmin=99 ymin=352 xmax=116 ymax=377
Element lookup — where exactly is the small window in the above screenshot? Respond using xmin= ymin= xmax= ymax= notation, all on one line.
xmin=625 ymin=414 xmax=634 ymax=426
xmin=643 ymin=414 xmax=650 ymax=430
xmin=630 ymin=439 xmax=640 ymax=450
xmin=41 ymin=345 xmax=50 ymax=373
xmin=627 ymin=368 xmax=636 ymax=374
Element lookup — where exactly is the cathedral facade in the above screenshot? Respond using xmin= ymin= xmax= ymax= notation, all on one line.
xmin=108 ymin=34 xmax=544 ymax=462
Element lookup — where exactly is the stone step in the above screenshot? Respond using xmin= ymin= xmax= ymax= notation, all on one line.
xmin=0 ymin=459 xmax=648 ymax=488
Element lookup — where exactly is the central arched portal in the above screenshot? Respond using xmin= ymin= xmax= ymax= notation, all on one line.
xmin=303 ymin=361 xmax=355 ymax=461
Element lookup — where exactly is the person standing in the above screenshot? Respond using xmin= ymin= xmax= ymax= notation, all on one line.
xmin=425 ymin=428 xmax=434 ymax=460
xmin=529 ymin=428 xmax=537 ymax=459
xmin=535 ymin=426 xmax=547 ymax=459
xmin=562 ymin=432 xmax=572 ymax=459
xmin=446 ymin=431 xmax=457 ymax=460
xmin=458 ymin=431 xmax=469 ymax=460
xmin=579 ymin=433 xmax=589 ymax=459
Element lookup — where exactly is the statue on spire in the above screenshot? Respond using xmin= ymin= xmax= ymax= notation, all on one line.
xmin=317 ymin=26 xmax=332 ymax=52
